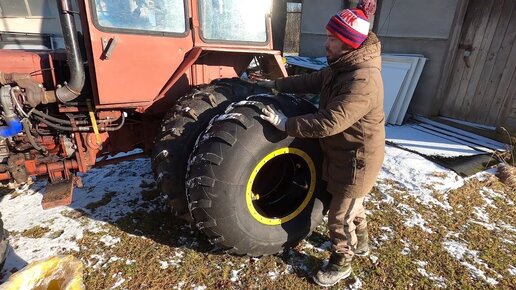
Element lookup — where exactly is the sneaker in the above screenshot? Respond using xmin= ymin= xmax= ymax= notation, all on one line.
xmin=313 ymin=253 xmax=352 ymax=287
xmin=355 ymin=228 xmax=370 ymax=257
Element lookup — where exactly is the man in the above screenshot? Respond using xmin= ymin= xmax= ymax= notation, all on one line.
xmin=259 ymin=0 xmax=384 ymax=287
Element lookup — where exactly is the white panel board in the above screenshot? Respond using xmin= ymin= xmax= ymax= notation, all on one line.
xmin=381 ymin=61 xmax=411 ymax=122
xmin=386 ymin=125 xmax=485 ymax=157
xmin=396 ymin=57 xmax=427 ymax=124
xmin=382 ymin=54 xmax=427 ymax=125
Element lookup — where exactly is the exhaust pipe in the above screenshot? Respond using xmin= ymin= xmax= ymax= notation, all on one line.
xmin=54 ymin=0 xmax=85 ymax=103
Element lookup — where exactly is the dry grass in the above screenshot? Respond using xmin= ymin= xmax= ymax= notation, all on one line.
xmin=59 ymin=174 xmax=515 ymax=289
xmin=85 ymin=191 xmax=117 ymax=212
xmin=497 ymin=163 xmax=516 ymax=190
xmin=21 ymin=226 xmax=50 ymax=239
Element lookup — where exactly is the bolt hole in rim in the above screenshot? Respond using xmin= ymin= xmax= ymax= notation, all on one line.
xmin=246 ymin=147 xmax=316 ymax=225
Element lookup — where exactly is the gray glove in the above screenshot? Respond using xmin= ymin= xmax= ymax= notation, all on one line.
xmin=260 ymin=105 xmax=287 ymax=131
xmin=256 ymin=80 xmax=276 ymax=89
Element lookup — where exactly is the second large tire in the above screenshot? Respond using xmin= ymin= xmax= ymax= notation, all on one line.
xmin=186 ymin=94 xmax=330 ymax=256
xmin=152 ymin=78 xmax=271 ymax=219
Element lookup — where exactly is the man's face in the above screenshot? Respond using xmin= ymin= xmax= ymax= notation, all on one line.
xmin=325 ymin=31 xmax=352 ymax=63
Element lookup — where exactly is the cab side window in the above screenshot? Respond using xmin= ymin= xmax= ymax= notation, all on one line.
xmin=95 ymin=0 xmax=186 ymax=34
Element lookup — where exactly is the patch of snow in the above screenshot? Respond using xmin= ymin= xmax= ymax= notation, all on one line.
xmin=397 ymin=204 xmax=433 ymax=233
xmin=283 ymin=264 xmax=295 ymax=274
xmin=283 ymin=249 xmax=311 ymax=274
xmin=348 ymin=276 xmax=363 ymax=290
xmin=480 ymin=187 xmax=514 ymax=207
xmin=500 ymin=222 xmax=516 ymax=233
xmin=462 ymin=262 xmax=499 ymax=286
xmin=110 ymin=272 xmax=125 ymax=289
xmin=173 ymin=282 xmax=186 ymax=290
xmin=470 ymin=221 xmax=496 ymax=231
xmin=0 ymin=157 xmax=159 ymax=281
xmin=415 ymin=260 xmax=446 ymax=288
xmin=126 ymin=259 xmax=135 ymax=265
xmin=192 ymin=285 xmax=207 ymax=290
xmin=167 ymin=251 xmax=184 ymax=267
xmin=400 ymin=239 xmax=411 ymax=255
xmin=379 ymin=191 xmax=395 ymax=204
xmin=377 ymin=227 xmax=394 ymax=244
xmin=159 ymin=260 xmax=169 ymax=269
xmin=230 ymin=268 xmax=243 ymax=282
xmin=416 ymin=260 xmax=428 ymax=268
xmin=306 ymin=240 xmax=331 ymax=252
xmin=508 ymin=265 xmax=516 ymax=275
xmin=379 ymin=146 xmax=459 ymax=210
xmin=369 ymin=255 xmax=378 ymax=264
xmin=100 ymin=235 xmax=121 ymax=247
xmin=88 ymin=254 xmax=105 ymax=269
xmin=443 ymin=238 xmax=500 ymax=285
xmin=267 ymin=271 xmax=279 ymax=280
xmin=472 ymin=207 xmax=490 ymax=223
xmin=107 ymin=256 xmax=120 ymax=264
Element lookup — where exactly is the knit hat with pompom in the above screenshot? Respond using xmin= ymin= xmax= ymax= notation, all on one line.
xmin=326 ymin=0 xmax=377 ymax=49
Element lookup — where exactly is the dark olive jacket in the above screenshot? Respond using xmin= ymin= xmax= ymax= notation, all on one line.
xmin=276 ymin=32 xmax=385 ymax=198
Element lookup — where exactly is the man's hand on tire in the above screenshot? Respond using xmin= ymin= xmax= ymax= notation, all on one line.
xmin=260 ymin=105 xmax=287 ymax=131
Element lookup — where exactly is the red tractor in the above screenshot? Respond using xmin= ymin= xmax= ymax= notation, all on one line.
xmin=0 ymin=0 xmax=328 ymax=258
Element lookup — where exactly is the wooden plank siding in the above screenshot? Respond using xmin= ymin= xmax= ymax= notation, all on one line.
xmin=484 ymin=6 xmax=516 ymax=126
xmin=441 ymin=0 xmax=491 ymax=118
xmin=470 ymin=0 xmax=516 ymax=123
xmin=440 ymin=0 xmax=516 ymax=132
xmin=284 ymin=10 xmax=301 ymax=53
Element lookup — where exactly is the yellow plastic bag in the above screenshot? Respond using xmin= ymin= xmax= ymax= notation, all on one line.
xmin=0 ymin=255 xmax=84 ymax=290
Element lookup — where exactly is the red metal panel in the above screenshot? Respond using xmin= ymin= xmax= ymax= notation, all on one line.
xmin=80 ymin=0 xmax=194 ymax=107
xmin=0 ymin=50 xmax=46 ymax=84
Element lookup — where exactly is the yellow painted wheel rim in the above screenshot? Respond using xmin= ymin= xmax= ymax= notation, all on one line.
xmin=246 ymin=147 xmax=316 ymax=225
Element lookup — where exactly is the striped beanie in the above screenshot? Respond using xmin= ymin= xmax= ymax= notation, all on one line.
xmin=326 ymin=0 xmax=376 ymax=49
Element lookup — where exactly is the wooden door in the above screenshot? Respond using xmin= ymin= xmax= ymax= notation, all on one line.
xmin=440 ymin=0 xmax=516 ymax=132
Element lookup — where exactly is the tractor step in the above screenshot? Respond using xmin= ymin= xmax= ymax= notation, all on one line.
xmin=41 ymin=178 xmax=75 ymax=209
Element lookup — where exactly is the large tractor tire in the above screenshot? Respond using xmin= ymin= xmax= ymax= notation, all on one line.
xmin=152 ymin=78 xmax=271 ymax=219
xmin=0 ymin=213 xmax=8 ymax=270
xmin=186 ymin=94 xmax=330 ymax=256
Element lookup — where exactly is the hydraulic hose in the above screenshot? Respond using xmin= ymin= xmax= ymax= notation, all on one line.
xmin=34 ymin=115 xmax=90 ymax=132
xmin=33 ymin=112 xmax=125 ymax=132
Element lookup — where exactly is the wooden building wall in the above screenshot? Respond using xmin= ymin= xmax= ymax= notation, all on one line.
xmin=439 ymin=0 xmax=516 ymax=133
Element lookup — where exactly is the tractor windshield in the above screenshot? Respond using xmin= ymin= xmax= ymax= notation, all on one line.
xmin=94 ymin=0 xmax=186 ymax=34
xmin=199 ymin=0 xmax=270 ymax=43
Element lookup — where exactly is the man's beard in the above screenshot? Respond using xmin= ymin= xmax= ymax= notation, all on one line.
xmin=327 ymin=49 xmax=352 ymax=64
xmin=326 ymin=55 xmax=338 ymax=64
xmin=326 ymin=51 xmax=339 ymax=64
